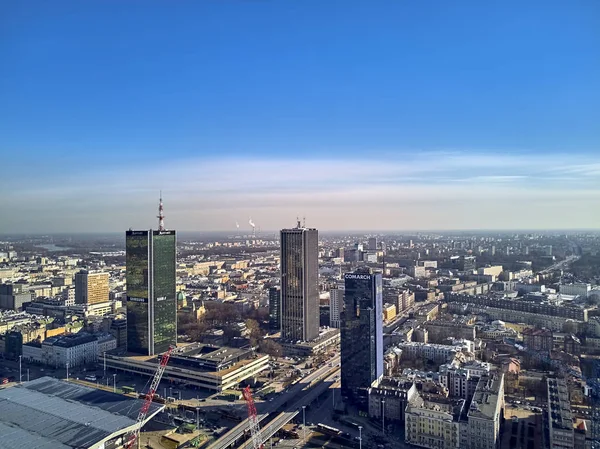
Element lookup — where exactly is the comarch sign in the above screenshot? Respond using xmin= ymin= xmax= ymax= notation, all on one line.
xmin=344 ymin=274 xmax=371 ymax=280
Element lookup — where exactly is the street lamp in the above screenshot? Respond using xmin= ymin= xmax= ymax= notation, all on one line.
xmin=27 ymin=369 xmax=29 ymax=382
xmin=113 ymin=373 xmax=116 ymax=393
xmin=382 ymin=399 xmax=386 ymax=435
xmin=358 ymin=426 xmax=362 ymax=449
xmin=103 ymin=351 xmax=106 ymax=377
xmin=19 ymin=355 xmax=22 ymax=383
xmin=66 ymin=362 xmax=69 ymax=381
xmin=196 ymin=407 xmax=200 ymax=430
xmin=302 ymin=405 xmax=306 ymax=442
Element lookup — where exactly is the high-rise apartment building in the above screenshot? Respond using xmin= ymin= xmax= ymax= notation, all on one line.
xmin=280 ymin=221 xmax=319 ymax=342
xmin=341 ymin=268 xmax=383 ymax=404
xmin=269 ymin=286 xmax=281 ymax=332
xmin=329 ymin=284 xmax=344 ymax=329
xmin=74 ymin=270 xmax=109 ymax=305
xmin=126 ymin=229 xmax=177 ymax=355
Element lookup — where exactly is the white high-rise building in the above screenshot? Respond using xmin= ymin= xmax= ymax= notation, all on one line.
xmin=329 ymin=284 xmax=344 ymax=328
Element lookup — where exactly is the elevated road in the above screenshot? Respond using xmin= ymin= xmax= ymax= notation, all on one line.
xmin=237 ymin=411 xmax=299 ymax=449
xmin=205 ymin=413 xmax=269 ymax=449
xmin=239 ymin=370 xmax=340 ymax=449
xmin=207 ymin=356 xmax=340 ymax=449
xmin=540 ymin=255 xmax=579 ymax=275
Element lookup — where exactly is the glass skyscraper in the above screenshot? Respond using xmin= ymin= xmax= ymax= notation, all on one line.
xmin=126 ymin=229 xmax=177 ymax=355
xmin=341 ymin=268 xmax=383 ymax=404
xmin=280 ymin=222 xmax=319 ymax=342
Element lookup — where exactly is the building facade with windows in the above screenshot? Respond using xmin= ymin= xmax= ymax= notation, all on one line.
xmin=280 ymin=222 xmax=319 ymax=342
xmin=126 ymin=229 xmax=177 ymax=356
xmin=75 ymin=270 xmax=110 ymax=305
xmin=547 ymin=378 xmax=574 ymax=449
xmin=466 ymin=373 xmax=505 ymax=449
xmin=329 ymin=284 xmax=344 ymax=329
xmin=24 ymin=333 xmax=100 ymax=368
xmin=341 ymin=268 xmax=383 ymax=405
xmin=268 ymin=286 xmax=281 ymax=332
xmin=405 ymin=394 xmax=464 ymax=449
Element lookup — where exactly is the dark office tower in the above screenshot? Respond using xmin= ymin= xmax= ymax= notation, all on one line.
xmin=269 ymin=287 xmax=281 ymax=332
xmin=126 ymin=229 xmax=177 ymax=355
xmin=280 ymin=221 xmax=319 ymax=342
xmin=367 ymin=237 xmax=378 ymax=251
xmin=341 ymin=268 xmax=383 ymax=405
xmin=126 ymin=196 xmax=176 ymax=355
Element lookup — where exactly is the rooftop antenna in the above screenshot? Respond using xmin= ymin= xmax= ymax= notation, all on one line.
xmin=302 ymin=216 xmax=306 ymax=228
xmin=296 ymin=216 xmax=301 ymax=229
xmin=157 ymin=191 xmax=165 ymax=231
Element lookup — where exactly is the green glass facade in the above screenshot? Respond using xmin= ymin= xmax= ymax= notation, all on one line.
xmin=126 ymin=230 xmax=177 ymax=355
xmin=152 ymin=231 xmax=177 ymax=354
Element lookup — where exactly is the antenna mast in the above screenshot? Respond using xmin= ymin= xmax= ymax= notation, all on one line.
xmin=157 ymin=192 xmax=165 ymax=231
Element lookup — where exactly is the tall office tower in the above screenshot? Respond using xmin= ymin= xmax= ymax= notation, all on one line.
xmin=367 ymin=237 xmax=378 ymax=251
xmin=341 ymin=267 xmax=383 ymax=405
xmin=268 ymin=286 xmax=281 ymax=332
xmin=74 ymin=270 xmax=109 ymax=305
xmin=329 ymin=284 xmax=344 ymax=329
xmin=126 ymin=195 xmax=177 ymax=355
xmin=280 ymin=221 xmax=319 ymax=342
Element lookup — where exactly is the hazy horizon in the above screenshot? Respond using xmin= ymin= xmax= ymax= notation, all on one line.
xmin=2 ymin=2 xmax=599 ymax=233
xmin=2 ymin=227 xmax=600 ymax=239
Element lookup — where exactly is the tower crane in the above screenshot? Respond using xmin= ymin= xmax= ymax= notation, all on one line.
xmin=124 ymin=346 xmax=174 ymax=449
xmin=242 ymin=385 xmax=264 ymax=449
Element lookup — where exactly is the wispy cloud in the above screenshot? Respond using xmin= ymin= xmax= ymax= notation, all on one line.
xmin=2 ymin=150 xmax=599 ymax=232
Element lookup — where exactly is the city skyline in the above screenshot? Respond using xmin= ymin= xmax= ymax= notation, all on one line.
xmin=1 ymin=1 xmax=599 ymax=233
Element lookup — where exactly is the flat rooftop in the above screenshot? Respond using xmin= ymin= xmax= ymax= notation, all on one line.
xmin=468 ymin=373 xmax=504 ymax=420
xmin=0 ymin=377 xmax=164 ymax=449
xmin=547 ymin=378 xmax=573 ymax=431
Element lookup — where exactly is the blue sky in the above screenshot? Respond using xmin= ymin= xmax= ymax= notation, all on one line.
xmin=1 ymin=1 xmax=599 ymax=232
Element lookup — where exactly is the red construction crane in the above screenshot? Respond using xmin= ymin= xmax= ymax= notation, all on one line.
xmin=124 ymin=346 xmax=174 ymax=449
xmin=242 ymin=385 xmax=264 ymax=449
